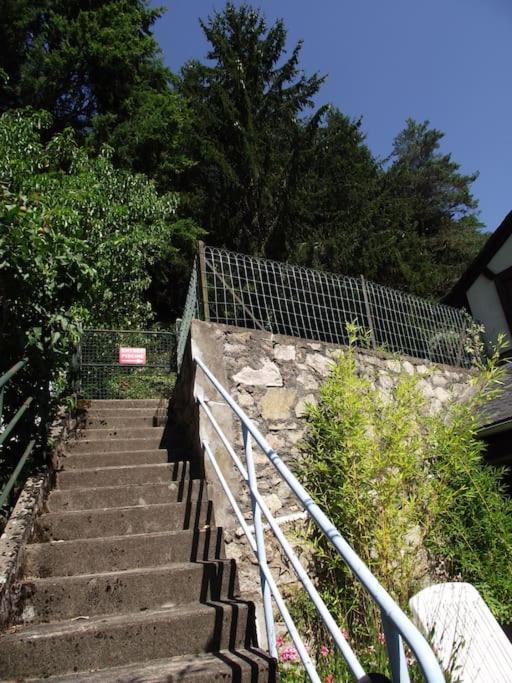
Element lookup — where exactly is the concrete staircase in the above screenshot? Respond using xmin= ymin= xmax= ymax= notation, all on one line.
xmin=0 ymin=399 xmax=277 ymax=681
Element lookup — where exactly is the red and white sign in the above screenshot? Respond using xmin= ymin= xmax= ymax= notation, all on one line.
xmin=119 ymin=347 xmax=146 ymax=365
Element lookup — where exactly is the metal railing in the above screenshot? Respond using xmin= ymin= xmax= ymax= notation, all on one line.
xmin=192 ymin=351 xmax=445 ymax=683
xmin=178 ymin=243 xmax=477 ymax=370
xmin=0 ymin=360 xmax=35 ymax=513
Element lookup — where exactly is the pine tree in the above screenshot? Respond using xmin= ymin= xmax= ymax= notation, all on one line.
xmin=180 ymin=2 xmax=326 ymax=255
xmin=381 ymin=119 xmax=485 ymax=297
xmin=0 ymin=0 xmax=190 ymax=186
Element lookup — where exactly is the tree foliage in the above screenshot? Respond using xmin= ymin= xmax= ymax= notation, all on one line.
xmin=381 ymin=119 xmax=485 ymax=297
xmin=0 ymin=109 xmax=197 ymax=389
xmin=180 ymin=2 xmax=326 ymax=256
xmin=0 ymin=0 xmax=190 ymax=186
xmin=178 ymin=4 xmax=483 ymax=303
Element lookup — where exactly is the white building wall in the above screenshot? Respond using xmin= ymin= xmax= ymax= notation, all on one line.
xmin=489 ymin=234 xmax=512 ymax=272
xmin=466 ymin=233 xmax=512 ymax=348
xmin=467 ymin=275 xmax=511 ymax=347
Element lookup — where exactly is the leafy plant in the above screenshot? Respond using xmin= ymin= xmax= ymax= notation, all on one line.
xmin=0 ymin=109 xmax=196 ymax=465
xmin=290 ymin=333 xmax=512 ymax=680
xmin=105 ymin=371 xmax=176 ymax=400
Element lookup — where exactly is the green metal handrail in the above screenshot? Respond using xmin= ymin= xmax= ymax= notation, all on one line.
xmin=0 ymin=359 xmax=35 ymax=509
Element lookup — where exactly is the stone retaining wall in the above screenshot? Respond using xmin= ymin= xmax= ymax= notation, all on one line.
xmin=178 ymin=321 xmax=472 ymax=604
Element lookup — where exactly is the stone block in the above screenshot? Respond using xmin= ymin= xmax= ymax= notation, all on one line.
xmin=261 ymin=389 xmax=297 ymax=420
xmin=263 ymin=494 xmax=282 ymax=515
xmin=295 ymin=394 xmax=318 ymax=417
xmin=402 ymin=361 xmax=415 ymax=375
xmin=273 ymin=344 xmax=296 ymax=361
xmin=305 ymin=353 xmax=334 ymax=377
xmin=296 ymin=372 xmax=319 ymax=390
xmin=232 ymin=360 xmax=283 ymax=387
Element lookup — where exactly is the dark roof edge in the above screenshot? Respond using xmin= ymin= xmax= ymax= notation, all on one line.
xmin=478 ymin=416 xmax=512 ymax=438
xmin=444 ymin=210 xmax=512 ymax=307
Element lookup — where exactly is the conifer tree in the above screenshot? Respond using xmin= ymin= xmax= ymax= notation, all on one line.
xmin=0 ymin=0 xmax=190 ymax=186
xmin=180 ymin=2 xmax=326 ymax=255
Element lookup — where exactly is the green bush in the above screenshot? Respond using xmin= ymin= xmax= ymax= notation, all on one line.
xmin=289 ymin=334 xmax=512 ymax=679
xmin=106 ymin=371 xmax=176 ymax=400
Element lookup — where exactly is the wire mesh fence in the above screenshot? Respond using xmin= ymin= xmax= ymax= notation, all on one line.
xmin=178 ymin=244 xmax=477 ymax=369
xmin=79 ymin=329 xmax=175 ymax=400
xmin=176 ymin=257 xmax=198 ymax=369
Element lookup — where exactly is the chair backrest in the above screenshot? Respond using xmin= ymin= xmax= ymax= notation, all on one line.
xmin=410 ymin=582 xmax=512 ymax=682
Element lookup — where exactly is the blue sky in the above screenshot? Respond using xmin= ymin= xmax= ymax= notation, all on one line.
xmin=152 ymin=0 xmax=511 ymax=234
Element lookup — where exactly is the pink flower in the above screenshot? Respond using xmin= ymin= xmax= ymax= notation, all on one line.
xmin=340 ymin=628 xmax=349 ymax=640
xmin=378 ymin=632 xmax=386 ymax=644
xmin=276 ymin=635 xmax=284 ymax=648
xmin=320 ymin=645 xmax=330 ymax=657
xmin=280 ymin=645 xmax=299 ymax=662
xmin=324 ymin=675 xmax=335 ymax=683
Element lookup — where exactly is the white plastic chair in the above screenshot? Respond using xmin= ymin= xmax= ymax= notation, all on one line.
xmin=410 ymin=582 xmax=512 ymax=682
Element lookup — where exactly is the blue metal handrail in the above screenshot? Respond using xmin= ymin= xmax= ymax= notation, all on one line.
xmin=0 ymin=360 xmax=36 ymax=509
xmin=192 ymin=351 xmax=445 ymax=683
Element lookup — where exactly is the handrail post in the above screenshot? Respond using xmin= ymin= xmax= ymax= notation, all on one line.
xmin=382 ymin=610 xmax=411 ymax=683
xmin=197 ymin=241 xmax=210 ymax=322
xmin=242 ymin=423 xmax=277 ymax=657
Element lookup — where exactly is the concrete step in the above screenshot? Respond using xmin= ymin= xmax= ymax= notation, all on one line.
xmin=0 ymin=600 xmax=255 ymax=679
xmin=66 ymin=437 xmax=165 ymax=454
xmin=61 ymin=449 xmax=170 ymax=470
xmin=32 ymin=648 xmax=277 ymax=682
xmin=47 ymin=480 xmax=207 ymax=512
xmin=81 ymin=399 xmax=165 ymax=409
xmin=56 ymin=462 xmax=191 ymax=490
xmin=36 ymin=501 xmax=214 ymax=541
xmin=18 ymin=560 xmax=239 ymax=623
xmin=83 ymin=407 xmax=168 ymax=419
xmin=81 ymin=415 xmax=167 ymax=429
xmin=23 ymin=527 xmax=226 ymax=577
xmin=76 ymin=426 xmax=165 ymax=441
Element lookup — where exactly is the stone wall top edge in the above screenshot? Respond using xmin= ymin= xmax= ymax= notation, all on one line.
xmin=192 ymin=320 xmax=473 ymax=376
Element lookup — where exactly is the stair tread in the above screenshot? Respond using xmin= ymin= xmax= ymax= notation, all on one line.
xmin=1 ymin=600 xmax=250 ymax=641
xmin=36 ymin=499 xmax=213 ymax=541
xmin=49 ymin=480 xmax=198 ymax=496
xmin=59 ymin=461 xmax=187 ymax=473
xmin=46 ymin=480 xmax=204 ymax=512
xmin=77 ymin=426 xmax=165 ymax=435
xmin=23 ymin=559 xmax=232 ymax=586
xmin=28 ymin=648 xmax=275 ymax=682
xmin=40 ymin=500 xmax=203 ymax=517
xmin=28 ymin=526 xmax=218 ymax=548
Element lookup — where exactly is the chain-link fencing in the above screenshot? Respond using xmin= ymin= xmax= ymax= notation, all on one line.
xmin=79 ymin=329 xmax=175 ymax=400
xmin=177 ymin=244 xmax=477 ymax=369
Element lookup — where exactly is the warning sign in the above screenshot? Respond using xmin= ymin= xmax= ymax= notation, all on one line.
xmin=119 ymin=347 xmax=146 ymax=365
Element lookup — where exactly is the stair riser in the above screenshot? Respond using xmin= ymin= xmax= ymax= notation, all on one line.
xmin=81 ymin=416 xmax=167 ymax=429
xmin=61 ymin=450 xmax=169 ymax=470
xmin=0 ymin=604 xmax=253 ymax=679
xmin=18 ymin=560 xmax=239 ymax=623
xmin=66 ymin=438 xmax=165 ymax=454
xmin=83 ymin=408 xmax=167 ymax=419
xmin=76 ymin=427 xmax=165 ymax=441
xmin=24 ymin=528 xmax=226 ymax=577
xmin=40 ymin=653 xmax=277 ymax=683
xmin=81 ymin=400 xmax=165 ymax=409
xmin=47 ymin=480 xmax=206 ymax=512
xmin=36 ymin=502 xmax=214 ymax=541
xmin=57 ymin=463 xmax=189 ymax=490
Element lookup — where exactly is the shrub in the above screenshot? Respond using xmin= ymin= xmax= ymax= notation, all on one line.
xmin=293 ymin=334 xmax=512 ymax=679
